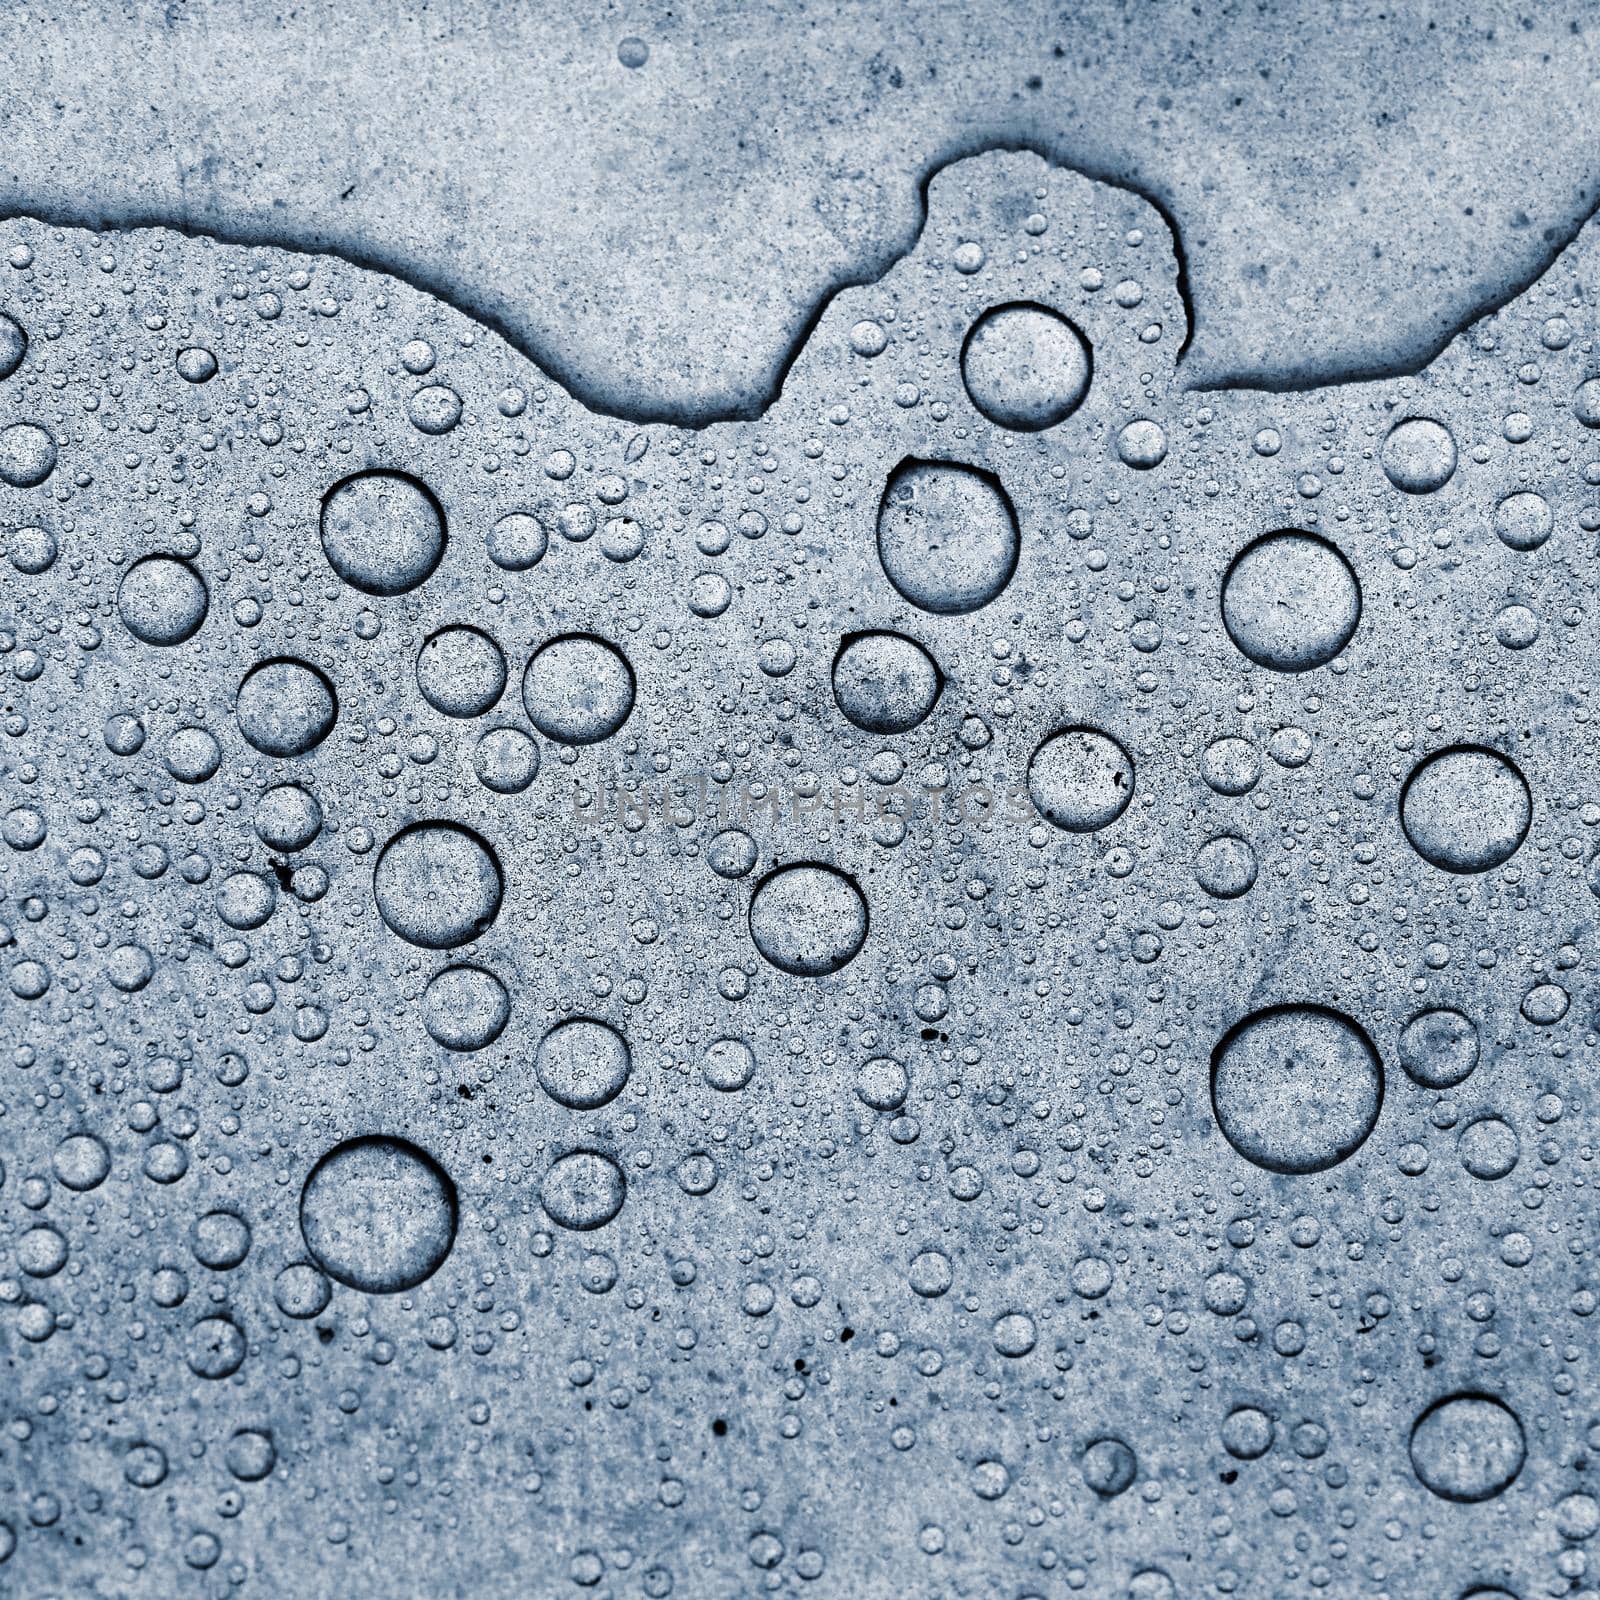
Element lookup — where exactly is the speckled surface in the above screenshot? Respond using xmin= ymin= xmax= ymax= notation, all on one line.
xmin=3 ymin=12 xmax=1600 ymax=1600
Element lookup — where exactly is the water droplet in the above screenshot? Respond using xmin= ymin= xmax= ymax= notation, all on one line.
xmin=1408 ymin=1393 xmax=1524 ymax=1501
xmin=1194 ymin=834 xmax=1259 ymax=899
xmin=1027 ymin=727 xmax=1134 ymax=832
xmin=748 ymin=864 xmax=868 ymax=976
xmin=422 ymin=966 xmax=510 ymax=1051
xmin=373 ymin=822 xmax=503 ymax=948
xmin=1397 ymin=1008 xmax=1479 ymax=1088
xmin=118 ymin=555 xmax=209 ymax=645
xmin=542 ymin=1149 xmax=626 ymax=1231
xmin=832 ymin=632 xmax=943 ymax=734
xmin=1382 ymin=417 xmax=1457 ymax=493
xmin=416 ymin=625 xmax=507 ymax=718
xmin=488 ymin=511 xmax=548 ymax=571
xmin=473 ymin=726 xmax=540 ymax=794
xmin=876 ymin=458 xmax=1019 ymax=615
xmin=0 ymin=422 xmax=55 ymax=486
xmin=521 ymin=634 xmax=635 ymax=744
xmin=1211 ymin=1005 xmax=1383 ymax=1174
xmin=960 ymin=302 xmax=1091 ymax=430
xmin=1400 ymin=745 xmax=1530 ymax=874
xmin=1492 ymin=490 xmax=1554 ymax=551
xmin=299 ymin=1136 xmax=457 ymax=1293
xmin=536 ymin=1018 xmax=632 ymax=1108
xmin=701 ymin=1036 xmax=756 ymax=1092
xmin=236 ymin=657 xmax=337 ymax=756
xmin=320 ymin=470 xmax=446 ymax=596
xmin=1115 ymin=419 xmax=1167 ymax=469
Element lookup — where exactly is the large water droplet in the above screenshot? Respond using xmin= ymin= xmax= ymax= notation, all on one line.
xmin=748 ymin=864 xmax=868 ymax=976
xmin=876 ymin=458 xmax=1019 ymax=615
xmin=1400 ymin=745 xmax=1529 ymax=873
xmin=1027 ymin=727 xmax=1134 ymax=832
xmin=1220 ymin=532 xmax=1360 ymax=672
xmin=1210 ymin=1004 xmax=1382 ymax=1174
xmin=960 ymin=302 xmax=1091 ymax=431
xmin=373 ymin=822 xmax=503 ymax=949
xmin=1408 ymin=1393 xmax=1525 ymax=1502
xmin=320 ymin=469 xmax=446 ymax=596
xmin=299 ymin=1136 xmax=457 ymax=1294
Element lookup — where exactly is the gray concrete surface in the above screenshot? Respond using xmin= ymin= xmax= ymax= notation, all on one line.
xmin=3 ymin=7 xmax=1600 ymax=1599
xmin=3 ymin=2 xmax=1599 ymax=422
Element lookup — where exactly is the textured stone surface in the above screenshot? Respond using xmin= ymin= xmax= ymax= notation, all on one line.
xmin=4 ymin=12 xmax=1600 ymax=1600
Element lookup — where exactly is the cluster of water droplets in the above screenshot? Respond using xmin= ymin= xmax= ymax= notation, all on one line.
xmin=0 ymin=149 xmax=1597 ymax=1598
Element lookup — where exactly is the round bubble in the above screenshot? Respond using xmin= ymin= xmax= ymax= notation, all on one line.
xmin=536 ymin=1017 xmax=632 ymax=1109
xmin=473 ymin=726 xmax=540 ymax=794
xmin=236 ymin=658 xmax=337 ymax=757
xmin=876 ymin=457 xmax=1019 ymax=614
xmin=1194 ymin=835 xmax=1259 ymax=899
xmin=273 ymin=1262 xmax=332 ymax=1319
xmin=1221 ymin=532 xmax=1360 ymax=672
xmin=1382 ymin=417 xmax=1457 ymax=493
xmin=320 ymin=470 xmax=446 ymax=596
xmin=191 ymin=1209 xmax=251 ymax=1270
xmin=1408 ymin=1393 xmax=1525 ymax=1502
xmin=1027 ymin=727 xmax=1134 ymax=832
xmin=299 ymin=1136 xmax=457 ymax=1293
xmin=1400 ymin=746 xmax=1530 ymax=873
xmin=422 ymin=965 xmax=510 ymax=1051
xmin=216 ymin=871 xmax=276 ymax=930
xmin=1200 ymin=736 xmax=1261 ymax=796
xmin=118 ymin=555 xmax=209 ymax=645
xmin=748 ymin=864 xmax=868 ymax=976
xmin=960 ymin=302 xmax=1091 ymax=430
xmin=1115 ymin=419 xmax=1168 ymax=469
xmin=255 ymin=784 xmax=323 ymax=851
xmin=1397 ymin=1008 xmax=1479 ymax=1089
xmin=0 ymin=421 xmax=56 ymax=486
xmin=1493 ymin=603 xmax=1539 ymax=650
xmin=1493 ymin=490 xmax=1553 ymax=551
xmin=832 ymin=632 xmax=943 ymax=734
xmin=541 ymin=1149 xmax=627 ymax=1231
xmin=1459 ymin=1116 xmax=1519 ymax=1180
xmin=856 ymin=1056 xmax=909 ymax=1111
xmin=702 ymin=1037 xmax=756 ymax=1091
xmin=488 ymin=511 xmax=548 ymax=570
xmin=416 ymin=625 xmax=507 ymax=718
xmin=186 ymin=1316 xmax=246 ymax=1379
xmin=521 ymin=634 xmax=635 ymax=744
xmin=1210 ymin=1004 xmax=1383 ymax=1174
xmin=225 ymin=1429 xmax=276 ymax=1482
xmin=373 ymin=822 xmax=503 ymax=949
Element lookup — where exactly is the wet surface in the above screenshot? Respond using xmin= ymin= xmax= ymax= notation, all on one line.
xmin=1 ymin=58 xmax=1600 ymax=1600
